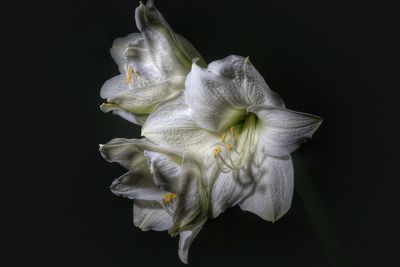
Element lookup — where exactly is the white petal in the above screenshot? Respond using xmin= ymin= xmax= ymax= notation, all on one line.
xmin=99 ymin=138 xmax=182 ymax=170
xmin=239 ymin=154 xmax=294 ymax=222
xmin=110 ymin=171 xmax=167 ymax=201
xmin=139 ymin=1 xmax=206 ymax=67
xmin=178 ymin=219 xmax=206 ymax=264
xmin=105 ymin=75 xmax=184 ymax=114
xmin=100 ymin=102 xmax=148 ymax=125
xmin=184 ymin=63 xmax=247 ymax=132
xmin=133 ymin=200 xmax=172 ymax=231
xmin=248 ymin=105 xmax=323 ymax=156
xmin=208 ymin=153 xmax=259 ymax=218
xmin=100 ymin=75 xmax=129 ymax=99
xmin=144 ymin=150 xmax=181 ymax=193
xmin=169 ymin=156 xmax=208 ymax=236
xmin=123 ymin=37 xmax=162 ymax=83
xmin=135 ymin=2 xmax=200 ymax=76
xmin=175 ymin=34 xmax=207 ymax=67
xmin=99 ymin=138 xmax=157 ymax=170
xmin=109 ymin=33 xmax=143 ymax=74
xmin=208 ymin=55 xmax=284 ymax=107
xmin=142 ymin=97 xmax=220 ymax=155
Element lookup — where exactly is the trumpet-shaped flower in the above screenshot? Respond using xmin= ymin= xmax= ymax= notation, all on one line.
xmin=99 ymin=138 xmax=208 ymax=263
xmin=142 ymin=55 xmax=322 ymax=221
xmin=100 ymin=0 xmax=206 ymax=125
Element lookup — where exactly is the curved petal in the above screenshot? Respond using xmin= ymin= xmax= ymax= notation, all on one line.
xmin=239 ymin=154 xmax=294 ymax=222
xmin=208 ymin=153 xmax=259 ymax=218
xmin=208 ymin=55 xmax=284 ymax=107
xmin=135 ymin=1 xmax=205 ymax=76
xmin=123 ymin=37 xmax=162 ymax=83
xmin=133 ymin=200 xmax=172 ymax=231
xmin=175 ymin=34 xmax=207 ymax=68
xmin=104 ymin=75 xmax=184 ymax=114
xmin=99 ymin=138 xmax=182 ymax=170
xmin=99 ymin=138 xmax=156 ymax=170
xmin=142 ymin=97 xmax=220 ymax=155
xmin=110 ymin=171 xmax=167 ymax=201
xmin=249 ymin=105 xmax=323 ymax=156
xmin=109 ymin=33 xmax=143 ymax=74
xmin=144 ymin=150 xmax=181 ymax=193
xmin=169 ymin=156 xmax=208 ymax=236
xmin=100 ymin=75 xmax=129 ymax=99
xmin=100 ymin=102 xmax=148 ymax=125
xmin=184 ymin=63 xmax=247 ymax=132
xmin=178 ymin=219 xmax=206 ymax=264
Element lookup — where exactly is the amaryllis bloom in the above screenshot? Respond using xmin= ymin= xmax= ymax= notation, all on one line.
xmin=99 ymin=138 xmax=208 ymax=263
xmin=100 ymin=0 xmax=205 ymax=125
xmin=142 ymin=55 xmax=322 ymax=221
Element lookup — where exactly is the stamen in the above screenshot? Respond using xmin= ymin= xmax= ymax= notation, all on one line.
xmin=217 ymin=154 xmax=238 ymax=170
xmin=221 ymin=132 xmax=227 ymax=143
xmin=215 ymin=157 xmax=231 ymax=173
xmin=125 ymin=65 xmax=135 ymax=84
xmin=230 ymin=127 xmax=236 ymax=137
xmin=226 ymin=143 xmax=232 ymax=151
xmin=163 ymin=193 xmax=176 ymax=205
xmin=213 ymin=146 xmax=222 ymax=157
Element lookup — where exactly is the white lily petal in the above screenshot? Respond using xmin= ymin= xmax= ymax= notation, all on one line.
xmin=239 ymin=154 xmax=294 ymax=222
xmin=100 ymin=75 xmax=129 ymax=99
xmin=135 ymin=2 xmax=202 ymax=76
xmin=100 ymin=102 xmax=148 ymax=125
xmin=170 ymin=156 xmax=208 ymax=236
xmin=208 ymin=55 xmax=285 ymax=107
xmin=133 ymin=200 xmax=172 ymax=231
xmin=105 ymin=75 xmax=184 ymax=114
xmin=248 ymin=105 xmax=323 ymax=156
xmin=142 ymin=97 xmax=220 ymax=155
xmin=123 ymin=37 xmax=162 ymax=83
xmin=99 ymin=138 xmax=158 ymax=170
xmin=208 ymin=152 xmax=259 ymax=218
xmin=185 ymin=63 xmax=247 ymax=132
xmin=109 ymin=33 xmax=143 ymax=74
xmin=178 ymin=219 xmax=206 ymax=264
xmin=144 ymin=150 xmax=181 ymax=193
xmin=110 ymin=171 xmax=168 ymax=201
xmin=100 ymin=138 xmax=182 ymax=170
xmin=175 ymin=34 xmax=207 ymax=67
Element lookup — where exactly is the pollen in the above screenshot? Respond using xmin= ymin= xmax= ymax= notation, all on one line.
xmin=221 ymin=132 xmax=227 ymax=143
xmin=126 ymin=65 xmax=135 ymax=84
xmin=213 ymin=146 xmax=223 ymax=157
xmin=226 ymin=143 xmax=232 ymax=151
xmin=230 ymin=127 xmax=236 ymax=137
xmin=163 ymin=193 xmax=176 ymax=204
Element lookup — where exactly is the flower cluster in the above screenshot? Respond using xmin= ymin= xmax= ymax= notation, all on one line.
xmin=99 ymin=0 xmax=322 ymax=263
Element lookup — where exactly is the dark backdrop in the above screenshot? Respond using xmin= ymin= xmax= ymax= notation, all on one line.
xmin=5 ymin=0 xmax=398 ymax=266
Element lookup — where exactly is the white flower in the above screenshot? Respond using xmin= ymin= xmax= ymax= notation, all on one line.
xmin=100 ymin=0 xmax=206 ymax=125
xmin=99 ymin=138 xmax=208 ymax=263
xmin=142 ymin=55 xmax=322 ymax=221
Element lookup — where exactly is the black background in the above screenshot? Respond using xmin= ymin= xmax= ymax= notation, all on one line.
xmin=5 ymin=0 xmax=399 ymax=266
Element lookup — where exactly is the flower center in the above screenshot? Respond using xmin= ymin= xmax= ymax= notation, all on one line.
xmin=160 ymin=192 xmax=177 ymax=216
xmin=124 ymin=64 xmax=140 ymax=89
xmin=212 ymin=113 xmax=257 ymax=172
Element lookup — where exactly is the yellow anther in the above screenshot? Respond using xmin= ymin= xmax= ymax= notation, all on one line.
xmin=230 ymin=127 xmax=236 ymax=137
xmin=221 ymin=132 xmax=227 ymax=143
xmin=163 ymin=193 xmax=176 ymax=204
xmin=126 ymin=66 xmax=135 ymax=84
xmin=213 ymin=146 xmax=222 ymax=157
xmin=226 ymin=143 xmax=232 ymax=151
